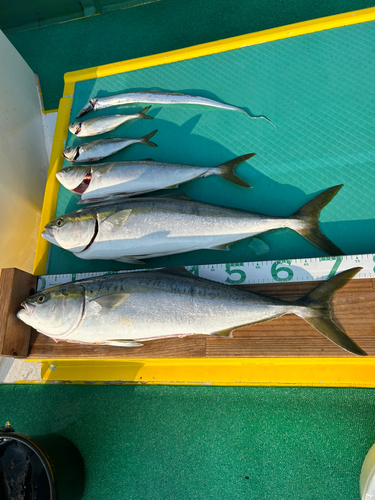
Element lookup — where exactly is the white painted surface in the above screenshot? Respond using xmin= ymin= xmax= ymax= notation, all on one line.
xmin=0 ymin=30 xmax=49 ymax=273
xmin=0 ymin=357 xmax=43 ymax=383
xmin=42 ymin=111 xmax=57 ymax=160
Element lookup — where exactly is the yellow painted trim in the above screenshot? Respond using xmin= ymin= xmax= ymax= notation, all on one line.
xmin=42 ymin=108 xmax=58 ymax=115
xmin=64 ymin=7 xmax=375 ymax=84
xmin=27 ymin=358 xmax=375 ymax=387
xmin=33 ymin=96 xmax=73 ymax=275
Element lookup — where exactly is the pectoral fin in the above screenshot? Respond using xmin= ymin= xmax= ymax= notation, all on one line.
xmin=210 ymin=242 xmax=231 ymax=251
xmin=105 ymin=209 xmax=132 ymax=229
xmin=90 ymin=292 xmax=131 ymax=310
xmin=116 ymin=256 xmax=145 ymax=264
xmin=211 ymin=327 xmax=234 ymax=337
xmin=105 ymin=340 xmax=143 ymax=347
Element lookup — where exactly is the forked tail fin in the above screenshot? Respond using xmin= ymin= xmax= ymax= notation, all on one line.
xmin=140 ymin=129 xmax=158 ymax=148
xmin=216 ymin=153 xmax=255 ymax=188
xmin=137 ymin=106 xmax=153 ymax=120
xmin=290 ymin=184 xmax=344 ymax=256
xmin=295 ymin=267 xmax=366 ymax=356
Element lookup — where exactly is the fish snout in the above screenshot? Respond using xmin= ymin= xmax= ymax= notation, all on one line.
xmin=76 ymin=101 xmax=94 ymax=119
xmin=19 ymin=302 xmax=36 ymax=316
xmin=41 ymin=227 xmax=61 ymax=247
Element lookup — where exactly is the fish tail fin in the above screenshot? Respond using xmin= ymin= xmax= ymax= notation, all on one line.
xmin=216 ymin=153 xmax=256 ymax=188
xmin=290 ymin=184 xmax=344 ymax=256
xmin=294 ymin=267 xmax=366 ymax=356
xmin=140 ymin=129 xmax=158 ymax=147
xmin=138 ymin=106 xmax=153 ymax=120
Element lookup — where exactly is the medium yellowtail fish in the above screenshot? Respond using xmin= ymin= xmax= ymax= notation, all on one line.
xmin=56 ymin=153 xmax=255 ymax=203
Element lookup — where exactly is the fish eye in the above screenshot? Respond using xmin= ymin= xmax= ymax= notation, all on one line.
xmin=56 ymin=218 xmax=64 ymax=227
xmin=37 ymin=294 xmax=46 ymax=303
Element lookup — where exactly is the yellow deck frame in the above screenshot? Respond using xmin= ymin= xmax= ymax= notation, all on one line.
xmin=30 ymin=7 xmax=375 ymax=386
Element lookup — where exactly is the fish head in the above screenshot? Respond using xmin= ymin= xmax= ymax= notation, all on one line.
xmin=62 ymin=146 xmax=80 ymax=162
xmin=76 ymin=98 xmax=98 ymax=119
xmin=17 ymin=285 xmax=86 ymax=337
xmin=42 ymin=209 xmax=97 ymax=252
xmin=68 ymin=121 xmax=82 ymax=135
xmin=56 ymin=166 xmax=91 ymax=193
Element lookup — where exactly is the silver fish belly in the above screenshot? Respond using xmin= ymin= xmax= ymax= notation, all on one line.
xmin=62 ymin=130 xmax=158 ymax=162
xmin=42 ymin=186 xmax=344 ymax=263
xmin=76 ymin=91 xmax=276 ymax=129
xmin=16 ymin=268 xmax=366 ymax=356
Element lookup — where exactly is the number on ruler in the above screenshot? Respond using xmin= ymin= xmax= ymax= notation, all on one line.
xmin=225 ymin=263 xmax=246 ymax=284
xmin=271 ymin=260 xmax=293 ymax=282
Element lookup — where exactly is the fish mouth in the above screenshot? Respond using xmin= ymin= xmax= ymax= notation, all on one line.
xmin=76 ymin=101 xmax=94 ymax=119
xmin=68 ymin=123 xmax=82 ymax=135
xmin=41 ymin=228 xmax=62 ymax=248
xmin=62 ymin=148 xmax=80 ymax=162
xmin=18 ymin=302 xmax=36 ymax=316
xmin=17 ymin=302 xmax=36 ymax=326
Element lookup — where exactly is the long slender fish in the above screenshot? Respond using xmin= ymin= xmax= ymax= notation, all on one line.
xmin=68 ymin=106 xmax=153 ymax=137
xmin=16 ymin=267 xmax=366 ymax=356
xmin=76 ymin=91 xmax=276 ymax=129
xmin=42 ymin=185 xmax=344 ymax=264
xmin=56 ymin=153 xmax=256 ymax=203
xmin=62 ymin=130 xmax=158 ymax=162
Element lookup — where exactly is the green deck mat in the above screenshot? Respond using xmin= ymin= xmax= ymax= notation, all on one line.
xmin=6 ymin=1 xmax=375 ymax=111
xmin=49 ymin=20 xmax=375 ymax=275
xmin=1 ymin=385 xmax=374 ymax=500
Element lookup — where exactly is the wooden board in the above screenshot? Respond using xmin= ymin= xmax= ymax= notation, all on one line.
xmin=0 ymin=268 xmax=38 ymax=358
xmin=23 ymin=277 xmax=375 ymax=359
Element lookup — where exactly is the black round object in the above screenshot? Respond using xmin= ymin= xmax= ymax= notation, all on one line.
xmin=0 ymin=430 xmax=55 ymax=500
xmin=0 ymin=424 xmax=85 ymax=500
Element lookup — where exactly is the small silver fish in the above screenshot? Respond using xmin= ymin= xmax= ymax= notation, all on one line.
xmin=42 ymin=185 xmax=344 ymax=264
xmin=16 ymin=267 xmax=366 ymax=356
xmin=56 ymin=153 xmax=255 ymax=202
xmin=76 ymin=90 xmax=276 ymax=129
xmin=68 ymin=106 xmax=153 ymax=137
xmin=62 ymin=130 xmax=158 ymax=162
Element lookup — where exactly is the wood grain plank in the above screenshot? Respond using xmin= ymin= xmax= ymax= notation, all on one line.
xmin=0 ymin=268 xmax=37 ymax=358
xmin=26 ymin=278 xmax=375 ymax=359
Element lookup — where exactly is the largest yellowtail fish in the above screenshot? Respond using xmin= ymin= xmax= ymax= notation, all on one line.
xmin=16 ymin=267 xmax=366 ymax=356
xmin=42 ymin=185 xmax=344 ymax=264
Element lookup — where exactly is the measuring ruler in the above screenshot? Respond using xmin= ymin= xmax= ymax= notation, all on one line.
xmin=37 ymin=253 xmax=375 ymax=291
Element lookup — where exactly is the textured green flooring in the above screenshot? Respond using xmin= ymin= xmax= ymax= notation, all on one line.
xmin=6 ymin=0 xmax=375 ymax=111
xmin=1 ymin=385 xmax=374 ymax=500
xmin=3 ymin=3 xmax=375 ymax=500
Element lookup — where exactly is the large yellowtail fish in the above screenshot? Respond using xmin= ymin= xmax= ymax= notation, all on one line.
xmin=42 ymin=185 xmax=344 ymax=264
xmin=16 ymin=267 xmax=366 ymax=356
